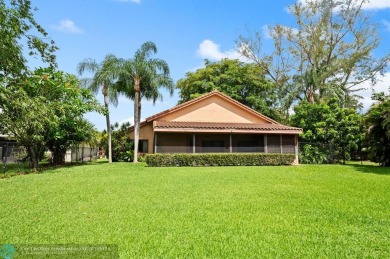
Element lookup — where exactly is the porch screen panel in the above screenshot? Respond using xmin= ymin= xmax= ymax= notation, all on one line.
xmin=267 ymin=134 xmax=281 ymax=153
xmin=156 ymin=133 xmax=192 ymax=153
xmin=195 ymin=134 xmax=230 ymax=153
xmin=282 ymin=135 xmax=295 ymax=154
xmin=232 ymin=134 xmax=264 ymax=153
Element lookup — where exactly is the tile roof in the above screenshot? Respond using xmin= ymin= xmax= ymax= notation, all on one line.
xmin=154 ymin=121 xmax=302 ymax=132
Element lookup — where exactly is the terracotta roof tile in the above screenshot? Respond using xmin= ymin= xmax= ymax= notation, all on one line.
xmin=154 ymin=121 xmax=302 ymax=132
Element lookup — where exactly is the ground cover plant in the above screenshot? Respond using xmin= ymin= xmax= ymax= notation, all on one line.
xmin=0 ymin=162 xmax=389 ymax=258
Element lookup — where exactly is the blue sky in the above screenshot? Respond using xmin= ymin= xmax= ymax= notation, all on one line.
xmin=27 ymin=0 xmax=390 ymax=130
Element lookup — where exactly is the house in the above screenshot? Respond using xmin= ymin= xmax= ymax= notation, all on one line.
xmin=130 ymin=90 xmax=302 ymax=163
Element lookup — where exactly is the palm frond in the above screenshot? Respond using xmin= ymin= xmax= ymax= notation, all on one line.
xmin=77 ymin=54 xmax=122 ymax=106
xmin=77 ymin=58 xmax=99 ymax=76
xmin=136 ymin=41 xmax=158 ymax=61
xmin=112 ymin=41 xmax=174 ymax=106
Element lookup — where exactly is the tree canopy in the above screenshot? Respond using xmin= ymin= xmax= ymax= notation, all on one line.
xmin=238 ymin=0 xmax=389 ymax=112
xmin=0 ymin=0 xmax=57 ymax=79
xmin=364 ymin=91 xmax=390 ymax=166
xmin=0 ymin=68 xmax=102 ymax=169
xmin=100 ymin=122 xmax=133 ymax=162
xmin=291 ymin=99 xmax=362 ymax=164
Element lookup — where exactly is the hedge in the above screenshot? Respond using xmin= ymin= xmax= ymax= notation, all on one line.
xmin=145 ymin=153 xmax=295 ymax=167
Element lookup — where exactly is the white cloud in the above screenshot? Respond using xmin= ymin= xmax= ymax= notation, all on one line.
xmin=197 ymin=39 xmax=246 ymax=61
xmin=356 ymin=72 xmax=390 ymax=112
xmin=51 ymin=19 xmax=83 ymax=34
xmin=298 ymin=0 xmax=390 ymax=10
xmin=362 ymin=0 xmax=390 ymax=10
xmin=383 ymin=20 xmax=390 ymax=31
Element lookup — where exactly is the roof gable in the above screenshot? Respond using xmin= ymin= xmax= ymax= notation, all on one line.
xmin=145 ymin=90 xmax=280 ymax=124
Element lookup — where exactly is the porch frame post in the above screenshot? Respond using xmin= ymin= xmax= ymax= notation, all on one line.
xmin=229 ymin=134 xmax=232 ymax=153
xmin=193 ymin=134 xmax=196 ymax=154
xmin=264 ymin=135 xmax=268 ymax=153
xmin=294 ymin=135 xmax=299 ymax=164
xmin=154 ymin=133 xmax=157 ymax=154
xmin=280 ymin=135 xmax=283 ymax=154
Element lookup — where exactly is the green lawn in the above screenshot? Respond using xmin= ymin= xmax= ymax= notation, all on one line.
xmin=1 ymin=162 xmax=389 ymax=258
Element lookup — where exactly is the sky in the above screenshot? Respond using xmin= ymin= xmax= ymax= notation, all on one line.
xmin=26 ymin=0 xmax=390 ymax=131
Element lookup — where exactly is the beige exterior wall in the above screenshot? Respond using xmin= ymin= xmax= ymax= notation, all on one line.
xmin=130 ymin=122 xmax=154 ymax=154
xmin=159 ymin=95 xmax=269 ymax=123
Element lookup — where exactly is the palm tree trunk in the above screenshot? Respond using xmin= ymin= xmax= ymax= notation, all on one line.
xmin=103 ymin=86 xmax=112 ymax=163
xmin=307 ymin=85 xmax=315 ymax=104
xmin=133 ymin=78 xmax=141 ymax=163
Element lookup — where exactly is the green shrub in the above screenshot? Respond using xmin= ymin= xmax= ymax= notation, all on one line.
xmin=101 ymin=122 xmax=134 ymax=162
xmin=145 ymin=153 xmax=295 ymax=167
xmin=137 ymin=153 xmax=146 ymax=162
xmin=299 ymin=144 xmax=328 ymax=164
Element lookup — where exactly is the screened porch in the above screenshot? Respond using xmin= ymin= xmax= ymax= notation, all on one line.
xmin=154 ymin=133 xmax=296 ymax=154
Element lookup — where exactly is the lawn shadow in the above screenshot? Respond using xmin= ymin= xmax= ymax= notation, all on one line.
xmin=42 ymin=160 xmax=107 ymax=172
xmin=1 ymin=160 xmax=104 ymax=179
xmin=348 ymin=164 xmax=390 ymax=175
xmin=95 ymin=159 xmax=109 ymax=164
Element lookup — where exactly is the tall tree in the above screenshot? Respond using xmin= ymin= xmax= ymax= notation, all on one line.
xmin=176 ymin=58 xmax=278 ymax=120
xmin=0 ymin=0 xmax=57 ymax=79
xmin=0 ymin=68 xmax=101 ymax=169
xmin=77 ymin=54 xmax=120 ymax=163
xmin=47 ymin=116 xmax=98 ymax=166
xmin=364 ymin=90 xmax=390 ymax=166
xmin=238 ymin=0 xmax=389 ymax=112
xmin=291 ymin=99 xmax=362 ymax=164
xmin=0 ymin=85 xmax=54 ymax=169
xmin=115 ymin=41 xmax=174 ymax=162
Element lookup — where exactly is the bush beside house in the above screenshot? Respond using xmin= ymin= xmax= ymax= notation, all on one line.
xmin=145 ymin=153 xmax=295 ymax=167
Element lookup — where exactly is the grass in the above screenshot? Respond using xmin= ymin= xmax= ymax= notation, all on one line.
xmin=0 ymin=162 xmax=389 ymax=258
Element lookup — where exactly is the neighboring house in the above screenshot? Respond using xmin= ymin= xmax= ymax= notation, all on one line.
xmin=130 ymin=90 xmax=302 ymax=163
xmin=0 ymin=134 xmax=18 ymax=163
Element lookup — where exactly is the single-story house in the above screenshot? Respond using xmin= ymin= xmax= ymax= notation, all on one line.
xmin=130 ymin=90 xmax=302 ymax=163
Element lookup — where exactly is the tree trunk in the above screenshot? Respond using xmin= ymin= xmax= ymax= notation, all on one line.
xmin=103 ymin=85 xmax=112 ymax=163
xmin=52 ymin=145 xmax=67 ymax=166
xmin=133 ymin=77 xmax=141 ymax=163
xmin=28 ymin=144 xmax=41 ymax=171
xmin=307 ymin=85 xmax=315 ymax=104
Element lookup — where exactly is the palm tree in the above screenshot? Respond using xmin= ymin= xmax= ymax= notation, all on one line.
xmin=115 ymin=41 xmax=174 ymax=162
xmin=77 ymin=54 xmax=120 ymax=163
